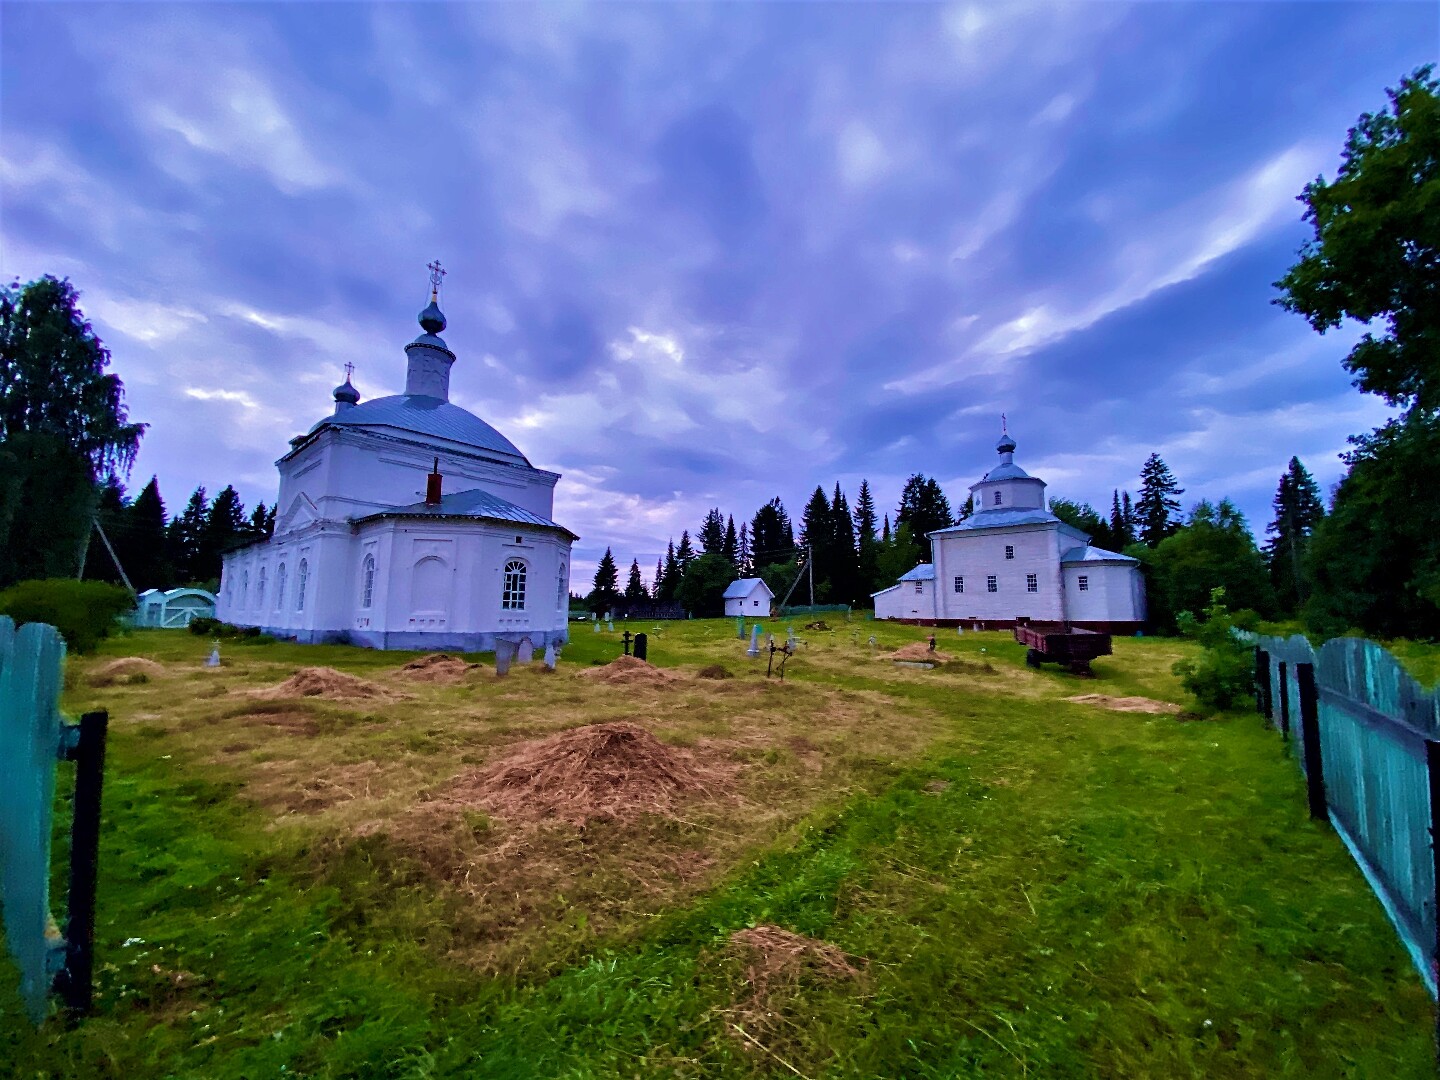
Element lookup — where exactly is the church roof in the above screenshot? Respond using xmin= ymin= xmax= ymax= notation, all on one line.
xmin=311 ymin=394 xmax=528 ymax=462
xmin=928 ymin=508 xmax=1059 ymax=536
xmin=897 ymin=563 xmax=935 ymax=581
xmin=723 ymin=577 xmax=772 ymax=599
xmin=977 ymin=461 xmax=1035 ymax=482
xmin=356 ymin=487 xmax=577 ymax=539
xmin=1060 ymin=545 xmax=1138 ymax=564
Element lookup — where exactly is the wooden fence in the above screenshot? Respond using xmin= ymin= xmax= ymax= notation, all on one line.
xmin=0 ymin=616 xmax=108 ymax=1024
xmin=1246 ymin=631 xmax=1440 ymax=998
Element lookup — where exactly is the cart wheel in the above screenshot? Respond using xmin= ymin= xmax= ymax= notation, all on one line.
xmin=1025 ymin=649 xmax=1042 ymax=668
xmin=1070 ymin=661 xmax=1093 ymax=677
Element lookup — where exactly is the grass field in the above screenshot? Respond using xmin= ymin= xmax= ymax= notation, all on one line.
xmin=1 ymin=619 xmax=1434 ymax=1078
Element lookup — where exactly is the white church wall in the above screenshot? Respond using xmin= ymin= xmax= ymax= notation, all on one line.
xmin=933 ymin=525 xmax=1065 ymax=623
xmin=874 ymin=579 xmax=934 ymax=620
xmin=1062 ymin=563 xmax=1145 ymax=625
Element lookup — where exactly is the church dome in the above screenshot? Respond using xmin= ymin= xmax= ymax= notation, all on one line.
xmin=333 ymin=376 xmax=360 ymax=406
xmin=419 ymin=299 xmax=446 ymax=335
xmin=314 ymin=394 xmax=529 ymax=462
xmin=996 ymin=431 xmax=1017 ymax=454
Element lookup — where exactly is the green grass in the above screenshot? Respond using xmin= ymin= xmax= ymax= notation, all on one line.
xmin=1 ymin=620 xmax=1433 ymax=1077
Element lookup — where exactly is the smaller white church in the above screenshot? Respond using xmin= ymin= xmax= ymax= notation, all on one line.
xmin=216 ymin=265 xmax=576 ymax=651
xmin=873 ymin=428 xmax=1146 ymax=630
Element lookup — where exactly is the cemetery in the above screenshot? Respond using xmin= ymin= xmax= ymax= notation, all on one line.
xmin=3 ymin=615 xmax=1436 ymax=1076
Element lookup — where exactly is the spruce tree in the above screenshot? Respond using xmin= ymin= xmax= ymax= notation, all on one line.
xmin=126 ymin=476 xmax=170 ymax=590
xmin=590 ymin=547 xmax=621 ymax=613
xmin=896 ymin=474 xmax=953 ymax=541
xmin=658 ymin=539 xmax=680 ymax=600
xmin=675 ymin=530 xmax=696 ymax=573
xmin=881 ymin=513 xmax=891 ymax=544
xmin=798 ymin=486 xmax=832 ymax=601
xmin=749 ymin=498 xmax=793 ymax=569
xmin=955 ymin=494 xmax=974 ymax=523
xmin=722 ymin=515 xmax=739 ymax=566
xmin=654 ymin=556 xmax=664 ymax=596
xmin=168 ymin=487 xmax=209 ymax=585
xmin=854 ymin=479 xmax=879 ymax=600
xmin=202 ymin=485 xmax=248 ymax=584
xmin=737 ymin=522 xmax=751 ymax=575
xmin=1135 ymin=454 xmax=1184 ymax=545
xmin=624 ymin=557 xmax=647 ymax=601
xmin=830 ymin=482 xmax=858 ymax=605
xmin=698 ymin=508 xmax=725 ymax=554
xmin=1265 ymin=457 xmax=1326 ymax=613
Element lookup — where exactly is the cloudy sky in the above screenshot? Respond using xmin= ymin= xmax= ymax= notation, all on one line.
xmin=3 ymin=2 xmax=1434 ymax=581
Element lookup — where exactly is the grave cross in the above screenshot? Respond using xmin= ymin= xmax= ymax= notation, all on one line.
xmin=622 ymin=630 xmax=632 ymax=656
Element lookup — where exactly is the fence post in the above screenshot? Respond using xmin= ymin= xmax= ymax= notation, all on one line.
xmin=1254 ymin=648 xmax=1272 ymax=719
xmin=54 ymin=710 xmax=108 ymax=1015
xmin=1296 ymin=662 xmax=1326 ymax=821
xmin=1276 ymin=661 xmax=1290 ymax=741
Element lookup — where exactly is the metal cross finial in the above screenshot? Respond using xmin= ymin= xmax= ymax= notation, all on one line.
xmin=343 ymin=361 xmax=355 ymax=381
xmin=1002 ymin=412 xmax=1008 ymax=434
xmin=427 ymin=260 xmax=447 ymax=298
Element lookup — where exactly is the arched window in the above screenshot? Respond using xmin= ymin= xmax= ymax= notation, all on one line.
xmin=276 ymin=563 xmax=287 ymax=611
xmin=242 ymin=570 xmax=249 ymax=607
xmin=362 ymin=554 xmax=376 ymax=608
xmin=256 ymin=567 xmax=267 ymax=610
xmin=296 ymin=559 xmax=309 ymax=612
xmin=557 ymin=563 xmax=567 ymax=609
xmin=503 ymin=559 xmax=527 ymax=610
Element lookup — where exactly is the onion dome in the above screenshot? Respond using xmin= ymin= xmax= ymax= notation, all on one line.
xmin=996 ymin=431 xmax=1017 ymax=454
xmin=419 ymin=298 xmax=447 ymax=335
xmin=333 ymin=373 xmax=360 ymax=411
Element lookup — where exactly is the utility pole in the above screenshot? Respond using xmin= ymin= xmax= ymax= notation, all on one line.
xmin=808 ymin=545 xmax=815 ymax=607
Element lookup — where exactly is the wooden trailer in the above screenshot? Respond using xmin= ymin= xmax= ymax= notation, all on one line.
xmin=1013 ymin=622 xmax=1112 ymax=675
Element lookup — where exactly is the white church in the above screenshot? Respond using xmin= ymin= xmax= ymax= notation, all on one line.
xmin=216 ymin=265 xmax=576 ymax=651
xmin=873 ymin=428 xmax=1146 ymax=631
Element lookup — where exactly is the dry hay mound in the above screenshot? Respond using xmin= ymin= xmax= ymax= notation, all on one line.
xmin=697 ymin=664 xmax=733 ymax=680
xmin=395 ymin=653 xmax=477 ymax=683
xmin=727 ymin=925 xmax=861 ymax=1037
xmin=251 ymin=666 xmax=392 ymax=701
xmin=88 ymin=657 xmax=166 ymax=687
xmin=442 ymin=721 xmax=711 ymax=826
xmin=577 ymin=654 xmax=676 ymax=686
xmin=804 ymin=620 xmax=831 ymax=631
xmin=1067 ymin=693 xmax=1180 ymax=715
xmin=889 ymin=642 xmax=952 ymax=663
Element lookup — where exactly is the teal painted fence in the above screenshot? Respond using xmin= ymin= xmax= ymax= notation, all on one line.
xmin=1246 ymin=631 xmax=1440 ymax=997
xmin=0 ymin=615 xmax=69 ymax=1023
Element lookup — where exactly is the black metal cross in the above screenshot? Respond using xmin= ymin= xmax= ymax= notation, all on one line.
xmin=427 ymin=260 xmax=447 ymax=296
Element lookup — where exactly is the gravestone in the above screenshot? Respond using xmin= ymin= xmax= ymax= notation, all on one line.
xmin=495 ymin=639 xmax=516 ymax=676
xmin=543 ymin=642 xmax=557 ymax=670
xmin=592 ymin=619 xmax=600 ymax=633
xmin=205 ymin=642 xmax=221 ymax=667
xmin=786 ymin=626 xmax=797 ymax=649
xmin=736 ymin=617 xmax=745 ymax=639
xmin=747 ymin=625 xmax=761 ymax=658
xmin=634 ymin=633 xmax=648 ymax=662
xmin=606 ymin=618 xmax=615 ymax=632
xmin=517 ymin=638 xmax=534 ymax=664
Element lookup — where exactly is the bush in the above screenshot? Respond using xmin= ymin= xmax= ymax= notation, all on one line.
xmin=0 ymin=578 xmax=135 ymax=653
xmin=188 ymin=618 xmax=267 ymax=640
xmin=1171 ymin=588 xmax=1255 ymax=713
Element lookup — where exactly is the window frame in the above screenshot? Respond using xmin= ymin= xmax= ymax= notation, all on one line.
xmin=1026 ymin=573 xmax=1038 ymax=593
xmin=993 ymin=490 xmax=1002 ymax=506
xmin=1078 ymin=575 xmax=1089 ymax=592
xmin=986 ymin=574 xmax=998 ymax=593
xmin=296 ymin=558 xmax=309 ymax=612
xmin=953 ymin=575 xmax=964 ymax=594
xmin=361 ymin=554 xmax=376 ymax=609
xmin=1005 ymin=545 xmax=1014 ymax=560
xmin=276 ymin=563 xmax=287 ymax=611
xmin=503 ymin=558 xmax=528 ymax=610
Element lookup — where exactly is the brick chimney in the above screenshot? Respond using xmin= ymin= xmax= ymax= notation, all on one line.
xmin=425 ymin=457 xmax=442 ymax=506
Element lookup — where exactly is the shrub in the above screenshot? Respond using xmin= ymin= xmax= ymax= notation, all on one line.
xmin=0 ymin=578 xmax=135 ymax=653
xmin=1171 ymin=587 xmax=1255 ymax=713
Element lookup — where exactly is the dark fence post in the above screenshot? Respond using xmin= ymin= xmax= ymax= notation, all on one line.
xmin=1276 ymin=661 xmax=1290 ymax=741
xmin=54 ymin=710 xmax=108 ymax=1015
xmin=1296 ymin=663 xmax=1326 ymax=822
xmin=1254 ymin=648 xmax=1269 ymax=717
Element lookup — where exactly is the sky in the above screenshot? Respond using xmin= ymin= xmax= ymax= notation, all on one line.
xmin=3 ymin=2 xmax=1435 ymax=584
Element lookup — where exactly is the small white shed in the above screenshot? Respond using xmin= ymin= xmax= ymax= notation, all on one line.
xmin=135 ymin=588 xmax=217 ymax=628
xmin=723 ymin=577 xmax=775 ymax=617
xmin=872 ymin=563 xmax=935 ymax=621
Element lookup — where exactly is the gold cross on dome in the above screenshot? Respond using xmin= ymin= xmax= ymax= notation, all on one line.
xmin=427 ymin=260 xmax=447 ymax=298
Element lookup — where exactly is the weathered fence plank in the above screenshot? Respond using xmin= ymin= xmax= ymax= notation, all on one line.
xmin=0 ymin=616 xmax=69 ymax=1023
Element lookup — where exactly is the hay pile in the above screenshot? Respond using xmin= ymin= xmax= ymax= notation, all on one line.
xmin=804 ymin=620 xmax=832 ymax=631
xmin=727 ymin=925 xmax=861 ymax=1035
xmin=251 ymin=666 xmax=392 ymax=701
xmin=1067 ymin=694 xmax=1180 ymax=715
xmin=441 ymin=721 xmax=711 ymax=826
xmin=395 ymin=653 xmax=477 ymax=683
xmin=890 ymin=642 xmax=952 ymax=663
xmin=697 ymin=664 xmax=733 ymax=680
xmin=578 ymin=655 xmax=677 ymax=686
xmin=88 ymin=657 xmax=166 ymax=686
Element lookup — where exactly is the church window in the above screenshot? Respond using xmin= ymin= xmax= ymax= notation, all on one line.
xmin=1005 ymin=545 xmax=1014 ymax=559
xmin=913 ymin=581 xmax=923 ymax=594
xmin=1078 ymin=575 xmax=1089 ymax=592
xmin=256 ymin=568 xmax=267 ymax=610
xmin=987 ymin=575 xmax=997 ymax=592
xmin=297 ymin=560 xmax=309 ymax=612
xmin=362 ymin=555 xmax=376 ymax=608
xmin=242 ymin=571 xmax=249 ymax=607
xmin=1027 ymin=573 xmax=1038 ymax=593
xmin=503 ymin=559 xmax=527 ymax=609
xmin=276 ymin=564 xmax=287 ymax=610
xmin=954 ymin=576 xmax=964 ymax=593
xmin=994 ymin=491 xmax=1002 ymax=506
xmin=557 ymin=564 xmax=567 ymax=609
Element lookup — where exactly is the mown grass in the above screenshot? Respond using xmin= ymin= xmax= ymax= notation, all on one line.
xmin=0 ymin=619 xmax=1433 ymax=1077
